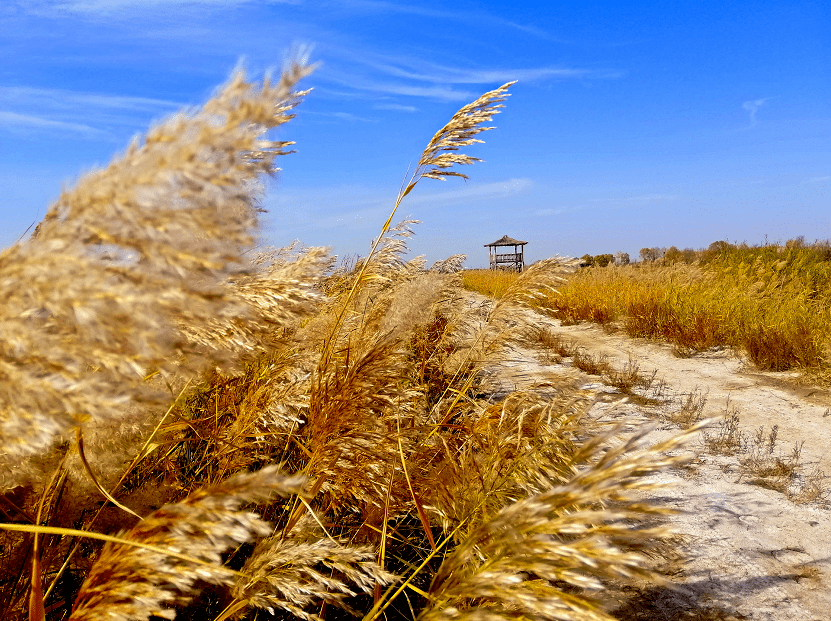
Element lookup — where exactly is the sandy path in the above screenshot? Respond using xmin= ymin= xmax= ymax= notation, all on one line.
xmin=467 ymin=295 xmax=831 ymax=620
xmin=537 ymin=319 xmax=831 ymax=474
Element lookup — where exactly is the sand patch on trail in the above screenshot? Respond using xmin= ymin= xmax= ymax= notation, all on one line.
xmin=464 ymin=292 xmax=831 ymax=620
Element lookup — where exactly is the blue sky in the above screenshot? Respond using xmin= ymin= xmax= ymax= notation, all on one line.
xmin=1 ymin=1 xmax=829 ymax=267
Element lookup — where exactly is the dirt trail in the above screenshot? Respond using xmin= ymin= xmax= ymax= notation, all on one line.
xmin=470 ymin=294 xmax=831 ymax=620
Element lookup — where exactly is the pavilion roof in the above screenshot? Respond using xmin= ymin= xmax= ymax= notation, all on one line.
xmin=484 ymin=235 xmax=528 ymax=247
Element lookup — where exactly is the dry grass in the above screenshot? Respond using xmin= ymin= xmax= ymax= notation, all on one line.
xmin=461 ymin=268 xmax=519 ymax=298
xmin=702 ymin=399 xmax=746 ymax=456
xmin=0 ymin=59 xmax=699 ymax=621
xmin=541 ymin=248 xmax=831 ymax=378
xmin=526 ymin=327 xmax=660 ymax=401
xmin=669 ymin=388 xmax=708 ymax=428
xmin=696 ymin=401 xmax=828 ymax=503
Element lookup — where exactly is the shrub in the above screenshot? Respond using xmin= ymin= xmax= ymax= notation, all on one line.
xmin=638 ymin=247 xmax=664 ymax=262
xmin=593 ymin=253 xmax=615 ymax=267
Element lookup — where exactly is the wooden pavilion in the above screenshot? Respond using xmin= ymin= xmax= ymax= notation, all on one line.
xmin=484 ymin=235 xmax=527 ymax=272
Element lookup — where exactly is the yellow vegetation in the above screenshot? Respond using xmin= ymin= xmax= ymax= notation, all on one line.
xmin=541 ymin=243 xmax=831 ymax=376
xmin=461 ymin=268 xmax=520 ymax=298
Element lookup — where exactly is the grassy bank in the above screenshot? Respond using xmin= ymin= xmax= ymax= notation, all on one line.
xmin=541 ymin=243 xmax=831 ymax=376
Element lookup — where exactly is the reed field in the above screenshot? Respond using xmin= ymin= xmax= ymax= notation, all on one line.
xmin=0 ymin=59 xmax=696 ymax=620
xmin=542 ymin=243 xmax=831 ymax=378
xmin=460 ymin=269 xmax=519 ymax=299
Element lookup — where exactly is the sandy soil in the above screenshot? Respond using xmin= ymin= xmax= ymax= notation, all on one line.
xmin=469 ymin=294 xmax=831 ymax=620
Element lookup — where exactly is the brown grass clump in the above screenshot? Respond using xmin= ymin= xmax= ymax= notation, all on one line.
xmin=0 ymin=57 xmax=699 ymax=621
xmin=669 ymin=388 xmax=708 ymax=427
xmin=702 ymin=400 xmax=746 ymax=455
xmin=739 ymin=428 xmax=828 ymax=503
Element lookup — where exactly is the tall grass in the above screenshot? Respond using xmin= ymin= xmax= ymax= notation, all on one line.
xmin=461 ymin=268 xmax=519 ymax=298
xmin=0 ymin=58 xmax=693 ymax=621
xmin=543 ymin=243 xmax=831 ymax=374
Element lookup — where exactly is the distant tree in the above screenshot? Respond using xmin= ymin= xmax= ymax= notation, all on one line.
xmin=681 ymin=248 xmax=698 ymax=263
xmin=639 ymin=247 xmax=663 ymax=262
xmin=707 ymin=240 xmax=733 ymax=253
xmin=614 ymin=251 xmax=630 ymax=265
xmin=813 ymin=240 xmax=831 ymax=261
xmin=580 ymin=254 xmax=594 ymax=267
xmin=701 ymin=240 xmax=734 ymax=263
xmin=664 ymin=246 xmax=681 ymax=263
xmin=593 ymin=253 xmax=615 ymax=267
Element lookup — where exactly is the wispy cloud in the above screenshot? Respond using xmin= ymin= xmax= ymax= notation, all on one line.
xmin=266 ymin=178 xmax=533 ymax=229
xmin=0 ymin=86 xmax=181 ymax=112
xmin=301 ymin=109 xmax=377 ymax=123
xmin=329 ymin=0 xmax=557 ymax=40
xmin=266 ymin=184 xmax=389 ymax=228
xmin=317 ymin=48 xmax=619 ymax=104
xmin=374 ymin=103 xmax=418 ymax=113
xmin=0 ymin=85 xmax=182 ymax=136
xmin=0 ymin=111 xmax=105 ymax=135
xmin=321 ymin=59 xmax=607 ymax=103
xmin=365 ymin=61 xmax=595 ymax=85
xmin=534 ymin=207 xmax=568 ymax=216
xmin=742 ymin=97 xmax=771 ymax=127
xmin=534 ymin=194 xmax=678 ymax=217
xmin=807 ymin=175 xmax=830 ymax=183
xmin=331 ymin=111 xmax=376 ymax=122
xmin=323 ymin=77 xmax=476 ymax=102
xmin=42 ymin=0 xmax=300 ymax=13
xmin=407 ymin=178 xmax=533 ymax=206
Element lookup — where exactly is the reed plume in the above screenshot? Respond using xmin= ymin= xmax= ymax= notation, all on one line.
xmin=430 ymin=254 xmax=467 ymax=274
xmin=69 ymin=467 xmax=307 ymax=621
xmin=426 ymin=386 xmax=590 ymax=538
xmin=421 ymin=425 xmax=702 ymax=621
xmin=407 ymin=81 xmax=515 ymax=188
xmin=0 ymin=60 xmax=314 ymax=485
xmin=321 ymin=81 xmax=515 ymax=365
xmin=232 ymin=516 xmax=397 ymax=620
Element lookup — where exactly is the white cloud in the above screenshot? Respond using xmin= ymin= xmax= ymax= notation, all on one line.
xmin=0 ymin=86 xmax=181 ymax=112
xmin=44 ymin=0 xmax=300 ymax=13
xmin=366 ymin=62 xmax=590 ymax=85
xmin=301 ymin=109 xmax=377 ymax=122
xmin=742 ymin=97 xmax=771 ymax=127
xmin=807 ymin=175 xmax=830 ymax=183
xmin=534 ymin=207 xmax=567 ymax=216
xmin=266 ymin=178 xmax=533 ymax=230
xmin=0 ymin=85 xmax=182 ymax=137
xmin=328 ymin=1 xmax=545 ymax=34
xmin=324 ymin=76 xmax=476 ymax=102
xmin=331 ymin=111 xmax=375 ymax=122
xmin=0 ymin=111 xmax=105 ymax=135
xmin=374 ymin=103 xmax=418 ymax=113
xmin=407 ymin=178 xmax=533 ymax=206
xmin=322 ymin=50 xmax=618 ymax=102
xmin=533 ymin=194 xmax=678 ymax=217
